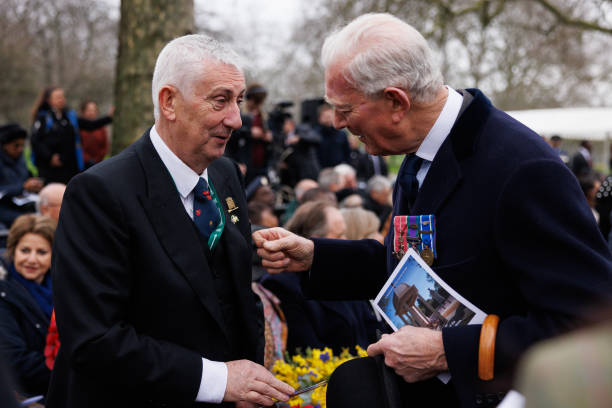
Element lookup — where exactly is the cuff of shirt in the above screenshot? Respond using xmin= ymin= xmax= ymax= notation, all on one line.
xmin=195 ymin=358 xmax=228 ymax=403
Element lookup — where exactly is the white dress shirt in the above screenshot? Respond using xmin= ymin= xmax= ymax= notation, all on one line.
xmin=414 ymin=86 xmax=463 ymax=187
xmin=150 ymin=125 xmax=228 ymax=404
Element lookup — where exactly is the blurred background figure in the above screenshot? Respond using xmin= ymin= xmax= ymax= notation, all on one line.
xmin=0 ymin=124 xmax=43 ymax=228
xmin=318 ymin=167 xmax=343 ymax=194
xmin=280 ymin=178 xmax=318 ymax=225
xmin=579 ymin=172 xmax=602 ymax=225
xmin=341 ymin=207 xmax=383 ymax=243
xmin=348 ymin=134 xmax=388 ymax=186
xmin=36 ymin=183 xmax=66 ymax=221
xmin=0 ymin=214 xmax=56 ymax=399
xmin=363 ymin=175 xmax=393 ymax=231
xmin=315 ymin=103 xmax=351 ymax=168
xmin=548 ymin=134 xmax=570 ymax=166
xmin=571 ymin=140 xmax=593 ymax=177
xmin=333 ymin=163 xmax=360 ymax=202
xmin=516 ymin=314 xmax=612 ymax=408
xmin=248 ymin=201 xmax=279 ymax=229
xmin=278 ymin=116 xmax=321 ymax=188
xmin=79 ymin=100 xmax=111 ymax=168
xmin=261 ymin=200 xmax=380 ymax=354
xmin=30 ymin=87 xmax=112 ymax=184
xmin=244 ymin=83 xmax=273 ymax=183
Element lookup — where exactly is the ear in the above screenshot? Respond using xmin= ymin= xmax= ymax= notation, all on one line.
xmin=383 ymin=87 xmax=410 ymax=123
xmin=158 ymin=85 xmax=178 ymax=121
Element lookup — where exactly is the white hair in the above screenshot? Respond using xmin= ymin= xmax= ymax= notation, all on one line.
xmin=321 ymin=13 xmax=443 ymax=103
xmin=367 ymin=175 xmax=392 ymax=193
xmin=152 ymin=34 xmax=245 ymax=120
xmin=334 ymin=163 xmax=356 ymax=179
xmin=36 ymin=183 xmax=66 ymax=213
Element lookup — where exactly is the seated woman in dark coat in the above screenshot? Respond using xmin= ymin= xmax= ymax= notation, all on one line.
xmin=262 ymin=200 xmax=381 ymax=354
xmin=0 ymin=214 xmax=56 ymax=397
xmin=0 ymin=124 xmax=43 ymax=228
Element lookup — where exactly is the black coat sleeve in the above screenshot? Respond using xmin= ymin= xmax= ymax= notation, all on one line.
xmin=77 ymin=116 xmax=112 ymax=131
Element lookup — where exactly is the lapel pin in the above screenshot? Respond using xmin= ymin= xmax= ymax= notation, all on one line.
xmin=230 ymin=214 xmax=239 ymax=224
xmin=226 ymin=197 xmax=239 ymax=213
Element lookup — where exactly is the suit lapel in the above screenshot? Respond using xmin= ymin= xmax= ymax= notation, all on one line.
xmin=412 ymin=139 xmax=462 ymax=214
xmin=134 ymin=132 xmax=230 ymax=342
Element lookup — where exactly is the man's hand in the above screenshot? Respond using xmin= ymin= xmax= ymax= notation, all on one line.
xmin=367 ymin=326 xmax=448 ymax=383
xmin=224 ymin=360 xmax=294 ymax=407
xmin=23 ymin=177 xmax=43 ymax=193
xmin=252 ymin=227 xmax=314 ymax=274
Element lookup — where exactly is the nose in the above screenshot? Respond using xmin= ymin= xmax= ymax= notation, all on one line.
xmin=333 ymin=110 xmax=347 ymax=129
xmin=224 ymin=101 xmax=243 ymax=130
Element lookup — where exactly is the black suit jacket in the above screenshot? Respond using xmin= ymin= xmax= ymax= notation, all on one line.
xmin=304 ymin=90 xmax=612 ymax=407
xmin=47 ymin=130 xmax=262 ymax=408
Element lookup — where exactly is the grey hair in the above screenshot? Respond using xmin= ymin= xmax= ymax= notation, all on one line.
xmin=318 ymin=168 xmax=341 ymax=190
xmin=321 ymin=13 xmax=443 ymax=103
xmin=367 ymin=175 xmax=392 ymax=193
xmin=334 ymin=163 xmax=356 ymax=179
xmin=152 ymin=34 xmax=245 ymax=120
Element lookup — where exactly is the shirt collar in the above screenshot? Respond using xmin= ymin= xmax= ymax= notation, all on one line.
xmin=149 ymin=125 xmax=207 ymax=199
xmin=416 ymin=87 xmax=463 ymax=162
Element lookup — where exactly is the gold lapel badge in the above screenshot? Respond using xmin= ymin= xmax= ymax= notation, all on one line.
xmin=230 ymin=214 xmax=239 ymax=224
xmin=226 ymin=197 xmax=239 ymax=213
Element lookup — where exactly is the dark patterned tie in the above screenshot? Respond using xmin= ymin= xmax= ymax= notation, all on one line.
xmin=398 ymin=154 xmax=424 ymax=208
xmin=193 ymin=178 xmax=220 ymax=239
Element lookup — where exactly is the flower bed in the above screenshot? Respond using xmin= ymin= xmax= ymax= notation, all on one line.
xmin=272 ymin=346 xmax=368 ymax=408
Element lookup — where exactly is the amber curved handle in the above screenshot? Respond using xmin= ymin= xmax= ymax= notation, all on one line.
xmin=478 ymin=314 xmax=500 ymax=381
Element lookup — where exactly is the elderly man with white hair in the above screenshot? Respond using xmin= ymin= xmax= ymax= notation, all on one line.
xmin=47 ymin=35 xmax=294 ymax=408
xmin=254 ymin=13 xmax=612 ymax=408
xmin=37 ymin=182 xmax=66 ymax=221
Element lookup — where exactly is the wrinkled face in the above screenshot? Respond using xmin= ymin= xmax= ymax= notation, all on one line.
xmin=172 ymin=61 xmax=245 ymax=169
xmin=324 ymin=207 xmax=347 ymax=239
xmin=325 ymin=68 xmax=402 ymax=156
xmin=2 ymin=138 xmax=25 ymax=160
xmin=13 ymin=233 xmax=52 ymax=284
xmin=83 ymin=102 xmax=98 ymax=120
xmin=48 ymin=89 xmax=66 ymax=110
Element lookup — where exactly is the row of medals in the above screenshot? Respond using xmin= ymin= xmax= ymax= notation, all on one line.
xmin=393 ymin=226 xmax=434 ymax=266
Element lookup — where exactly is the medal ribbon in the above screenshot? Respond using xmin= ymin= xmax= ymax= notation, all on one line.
xmin=407 ymin=215 xmax=421 ymax=250
xmin=393 ymin=216 xmax=408 ymax=255
xmin=420 ymin=214 xmax=436 ymax=258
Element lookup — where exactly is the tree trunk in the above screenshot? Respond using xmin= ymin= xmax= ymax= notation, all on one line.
xmin=112 ymin=0 xmax=193 ymax=154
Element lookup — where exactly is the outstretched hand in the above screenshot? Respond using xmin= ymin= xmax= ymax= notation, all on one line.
xmin=252 ymin=227 xmax=314 ymax=274
xmin=225 ymin=360 xmax=294 ymax=406
xmin=367 ymin=326 xmax=448 ymax=383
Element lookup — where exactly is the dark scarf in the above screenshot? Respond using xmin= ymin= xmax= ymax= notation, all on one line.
xmin=9 ymin=264 xmax=53 ymax=318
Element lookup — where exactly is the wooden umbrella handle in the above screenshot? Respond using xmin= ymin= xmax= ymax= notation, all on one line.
xmin=478 ymin=314 xmax=500 ymax=381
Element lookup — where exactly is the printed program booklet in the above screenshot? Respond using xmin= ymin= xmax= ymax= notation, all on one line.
xmin=373 ymin=248 xmax=486 ymax=382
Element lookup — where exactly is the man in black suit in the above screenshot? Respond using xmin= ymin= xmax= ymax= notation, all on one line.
xmin=47 ymin=34 xmax=293 ymax=408
xmin=253 ymin=13 xmax=612 ymax=408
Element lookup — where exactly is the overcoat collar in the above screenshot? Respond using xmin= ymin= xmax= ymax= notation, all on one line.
xmin=411 ymin=89 xmax=491 ymax=214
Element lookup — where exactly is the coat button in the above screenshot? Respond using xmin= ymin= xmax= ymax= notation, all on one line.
xmin=35 ymin=323 xmax=41 ymax=329
xmin=475 ymin=394 xmax=484 ymax=406
xmin=0 ymin=291 xmax=5 ymax=297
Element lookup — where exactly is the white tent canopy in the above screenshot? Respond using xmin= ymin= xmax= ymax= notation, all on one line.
xmin=506 ymin=107 xmax=612 ymax=141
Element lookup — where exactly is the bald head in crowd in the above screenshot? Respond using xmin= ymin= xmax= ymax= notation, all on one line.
xmin=37 ymin=183 xmax=66 ymax=221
